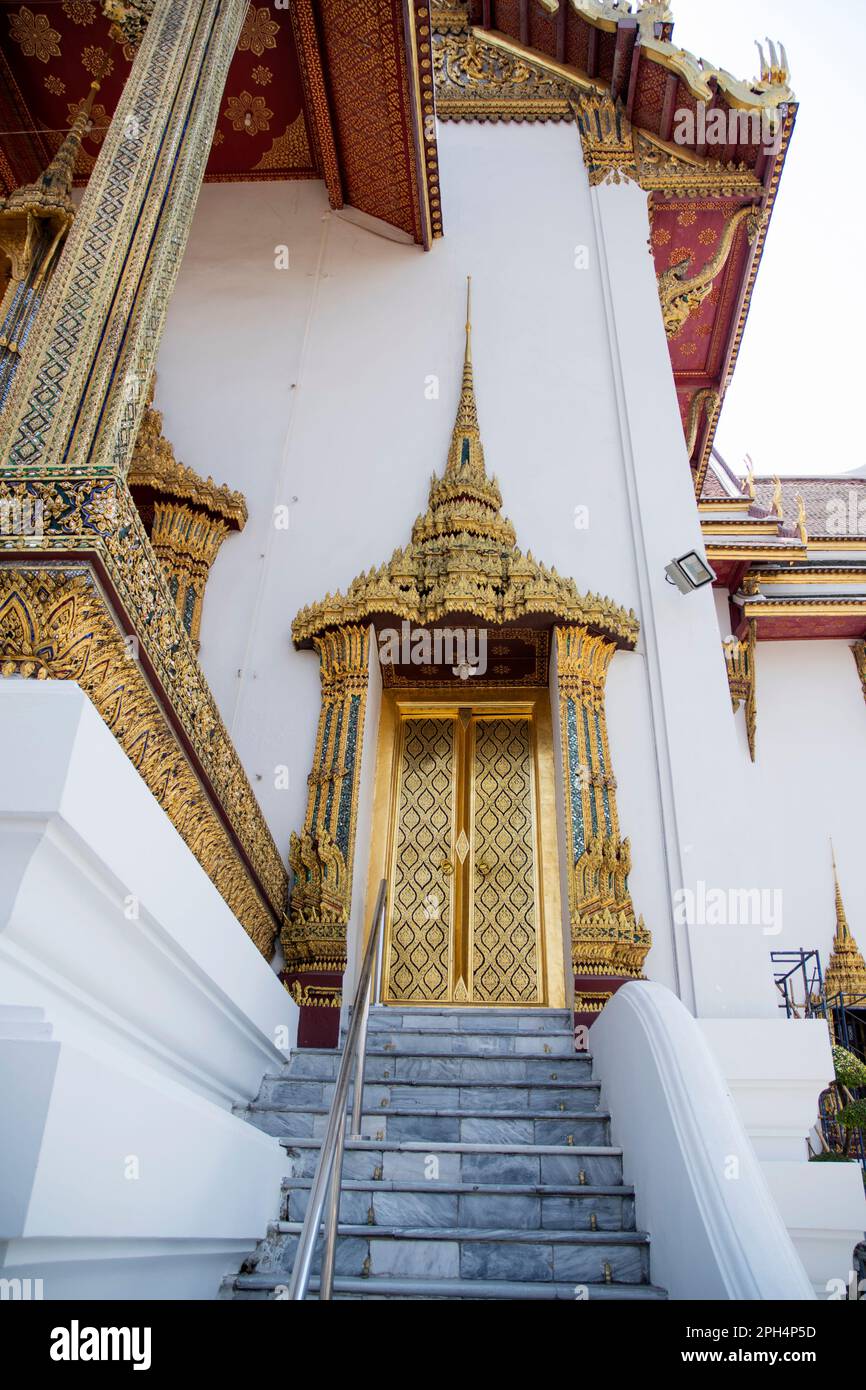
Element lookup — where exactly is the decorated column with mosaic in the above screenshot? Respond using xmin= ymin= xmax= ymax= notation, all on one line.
xmin=556 ymin=626 xmax=652 ymax=1027
xmin=283 ymin=625 xmax=370 ymax=1046
xmin=0 ymin=0 xmax=288 ymax=960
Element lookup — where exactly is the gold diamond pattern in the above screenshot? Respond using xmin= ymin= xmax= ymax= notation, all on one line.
xmin=386 ymin=718 xmax=455 ymax=1002
xmin=471 ymin=719 xmax=540 ymax=1004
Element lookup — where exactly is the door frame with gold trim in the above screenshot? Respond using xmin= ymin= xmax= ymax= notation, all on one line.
xmin=363 ymin=688 xmax=566 ymax=1008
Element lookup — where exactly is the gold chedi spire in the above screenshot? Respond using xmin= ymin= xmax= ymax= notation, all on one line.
xmin=446 ymin=273 xmax=482 ymax=471
xmin=824 ymin=845 xmax=866 ymax=1001
xmin=0 ymin=84 xmax=99 ymax=405
xmin=1 ymin=83 xmax=99 ymax=232
xmin=416 ymin=274 xmax=515 ymax=548
xmin=292 ymin=278 xmax=640 ymax=650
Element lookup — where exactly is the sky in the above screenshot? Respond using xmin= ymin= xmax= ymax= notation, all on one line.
xmin=670 ymin=0 xmax=864 ymax=479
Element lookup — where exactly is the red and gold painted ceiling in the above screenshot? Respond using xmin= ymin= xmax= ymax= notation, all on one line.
xmin=0 ymin=2 xmax=438 ymax=244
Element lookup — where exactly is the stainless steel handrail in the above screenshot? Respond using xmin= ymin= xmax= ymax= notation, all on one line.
xmin=288 ymin=879 xmax=388 ymax=1301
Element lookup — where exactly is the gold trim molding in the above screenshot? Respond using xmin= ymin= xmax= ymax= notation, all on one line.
xmin=0 ymin=559 xmax=283 ymax=955
xmin=283 ymin=625 xmax=371 ymax=977
xmin=556 ymin=626 xmax=651 ymax=1011
xmin=433 ymin=27 xmax=788 ymax=203
xmin=723 ymin=622 xmax=756 ymax=762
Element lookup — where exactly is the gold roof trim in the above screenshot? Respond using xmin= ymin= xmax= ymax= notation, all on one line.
xmin=293 ymin=280 xmax=638 ymax=650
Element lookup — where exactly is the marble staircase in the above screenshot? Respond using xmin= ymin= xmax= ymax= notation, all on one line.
xmin=223 ymin=1007 xmax=666 ymax=1300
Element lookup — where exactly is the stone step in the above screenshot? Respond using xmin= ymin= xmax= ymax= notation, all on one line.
xmin=338 ymin=1028 xmax=577 ymax=1056
xmin=282 ymin=1137 xmax=623 ymax=1186
xmin=246 ymin=1104 xmax=609 ymax=1145
xmin=0 ymin=1019 xmax=54 ymax=1040
xmin=280 ymin=1050 xmax=592 ymax=1081
xmin=227 ymin=1273 xmax=667 ymax=1301
xmin=256 ymin=1222 xmax=650 ymax=1284
xmin=260 ymin=1076 xmax=599 ymax=1113
xmin=358 ymin=1008 xmax=573 ymax=1034
xmin=282 ymin=1178 xmax=634 ymax=1230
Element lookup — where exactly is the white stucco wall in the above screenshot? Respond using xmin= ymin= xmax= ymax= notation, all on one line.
xmin=740 ymin=639 xmax=866 ymax=968
xmin=154 ymin=119 xmax=866 ymax=1011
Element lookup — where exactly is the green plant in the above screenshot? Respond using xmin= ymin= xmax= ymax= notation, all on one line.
xmin=836 ymin=1099 xmax=866 ymax=1132
xmin=833 ymin=1045 xmax=866 ymax=1089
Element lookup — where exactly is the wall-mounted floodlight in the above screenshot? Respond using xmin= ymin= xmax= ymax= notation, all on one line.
xmin=664 ymin=550 xmax=716 ymax=595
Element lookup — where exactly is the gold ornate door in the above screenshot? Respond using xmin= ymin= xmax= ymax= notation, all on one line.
xmin=384 ymin=705 xmax=544 ymax=1005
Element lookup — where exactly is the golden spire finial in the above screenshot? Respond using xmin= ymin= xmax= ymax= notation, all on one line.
xmin=743 ymin=454 xmax=756 ymax=500
xmin=795 ymin=492 xmax=808 ymax=545
xmin=465 ymin=274 xmax=472 ymax=365
xmin=447 ymin=275 xmax=482 ymax=471
xmin=1 ymin=82 xmax=100 ymax=227
xmin=825 ymin=843 xmax=866 ymax=1001
xmin=831 ymin=843 xmax=851 ymax=944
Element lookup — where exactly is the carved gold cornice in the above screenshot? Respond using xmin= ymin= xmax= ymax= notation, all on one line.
xmin=293 ymin=282 xmax=638 ymax=652
xmin=634 ymin=132 xmax=764 ymax=200
xmin=573 ymin=94 xmax=635 ymax=187
xmin=433 ymin=25 xmax=793 ymax=199
xmin=287 ymin=980 xmax=342 ymax=1009
xmin=433 ymin=29 xmax=579 ymax=123
xmin=723 ymin=623 xmax=756 ymax=762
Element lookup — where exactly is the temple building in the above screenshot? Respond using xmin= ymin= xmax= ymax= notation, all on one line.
xmin=1 ymin=0 xmax=864 ymax=1304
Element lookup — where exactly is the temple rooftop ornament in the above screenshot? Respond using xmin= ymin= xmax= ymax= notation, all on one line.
xmin=0 ymin=83 xmax=99 ymax=408
xmin=128 ymin=378 xmax=247 ymax=651
xmin=824 ymin=847 xmax=866 ymax=1003
xmin=293 ymin=278 xmax=639 ymax=650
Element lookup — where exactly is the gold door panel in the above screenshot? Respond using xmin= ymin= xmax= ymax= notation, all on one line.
xmin=471 ymin=718 xmax=540 ymax=1004
xmin=387 ymin=717 xmax=457 ymax=1003
xmin=383 ymin=703 xmax=547 ymax=1006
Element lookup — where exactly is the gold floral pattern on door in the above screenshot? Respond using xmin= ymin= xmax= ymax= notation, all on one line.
xmin=471 ymin=718 xmax=540 ymax=1003
xmin=387 ymin=717 xmax=456 ymax=1002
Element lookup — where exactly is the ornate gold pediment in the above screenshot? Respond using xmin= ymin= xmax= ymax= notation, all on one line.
xmin=293 ymin=282 xmax=638 ymax=652
xmin=432 ymin=24 xmax=784 ymax=201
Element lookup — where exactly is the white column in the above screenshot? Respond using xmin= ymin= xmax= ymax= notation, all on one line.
xmin=590 ymin=177 xmax=777 ymax=1018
